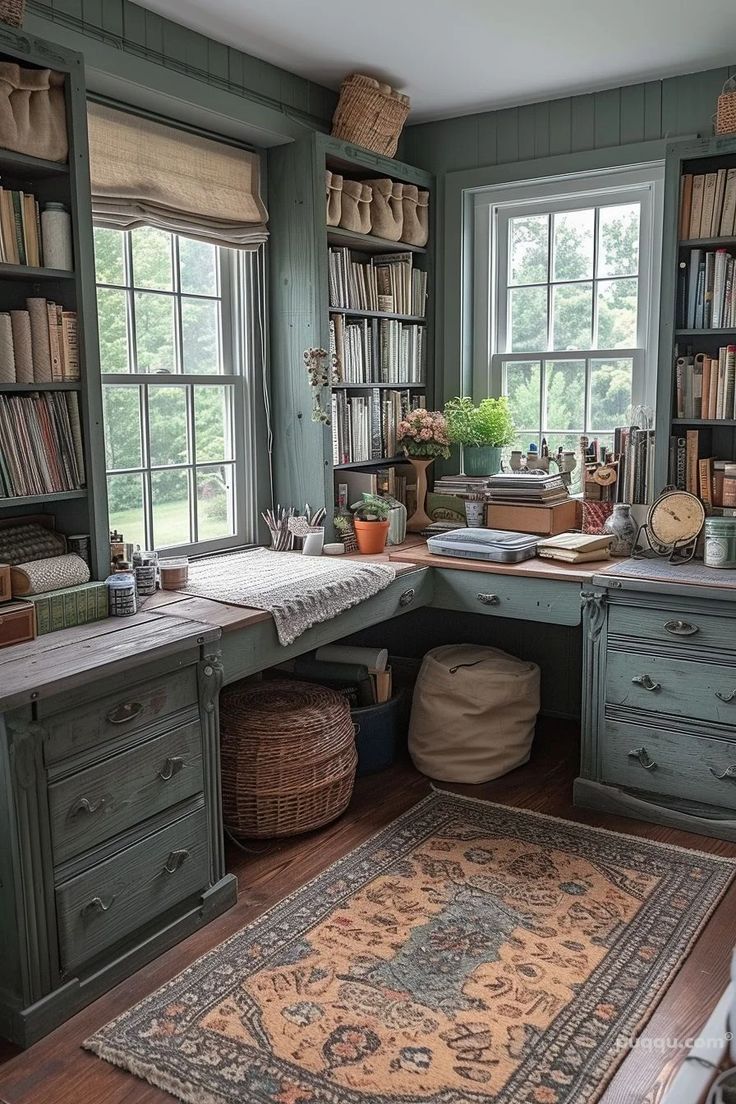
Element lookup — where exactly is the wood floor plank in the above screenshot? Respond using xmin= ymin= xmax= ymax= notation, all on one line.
xmin=0 ymin=719 xmax=733 ymax=1104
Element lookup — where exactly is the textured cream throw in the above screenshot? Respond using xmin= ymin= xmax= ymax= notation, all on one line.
xmin=181 ymin=549 xmax=396 ymax=646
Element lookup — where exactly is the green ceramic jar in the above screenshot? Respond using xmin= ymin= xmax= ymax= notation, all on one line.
xmin=704 ymin=516 xmax=736 ymax=569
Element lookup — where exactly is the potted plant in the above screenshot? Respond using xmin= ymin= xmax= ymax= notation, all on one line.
xmin=444 ymin=396 xmax=516 ymax=476
xmin=351 ymin=493 xmax=392 ymax=554
xmin=396 ymin=409 xmax=451 ymax=532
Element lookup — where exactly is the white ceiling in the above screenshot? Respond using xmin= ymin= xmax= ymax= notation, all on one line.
xmin=139 ymin=0 xmax=736 ymax=124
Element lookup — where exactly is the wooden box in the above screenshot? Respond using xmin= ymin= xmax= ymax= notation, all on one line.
xmin=485 ymin=499 xmax=578 ymax=536
xmin=0 ymin=564 xmax=10 ymax=603
xmin=0 ymin=600 xmax=36 ymax=649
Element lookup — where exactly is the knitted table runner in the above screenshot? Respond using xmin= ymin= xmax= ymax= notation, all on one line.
xmin=180 ymin=548 xmax=396 ymax=646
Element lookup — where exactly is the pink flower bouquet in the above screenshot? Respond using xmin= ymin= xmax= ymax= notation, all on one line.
xmin=396 ymin=409 xmax=451 ymax=459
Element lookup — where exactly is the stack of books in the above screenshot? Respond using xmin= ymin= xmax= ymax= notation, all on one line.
xmin=536 ymin=532 xmax=613 ymax=564
xmin=0 ymin=391 xmax=85 ymax=496
xmin=0 ymin=187 xmax=43 ymax=266
xmin=679 ymin=169 xmax=736 ymax=240
xmin=328 ymin=248 xmax=427 ymax=317
xmin=434 ymin=475 xmax=492 ymax=499
xmin=678 ymin=249 xmax=736 ymax=329
xmin=487 ymin=473 xmax=569 ymax=505
xmin=675 ymin=347 xmax=736 ymax=420
xmin=331 ymin=388 xmax=424 ymax=465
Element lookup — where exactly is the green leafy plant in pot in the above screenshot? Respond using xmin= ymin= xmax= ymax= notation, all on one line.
xmin=444 ymin=396 xmax=516 ymax=476
xmin=351 ymin=493 xmax=392 ymax=555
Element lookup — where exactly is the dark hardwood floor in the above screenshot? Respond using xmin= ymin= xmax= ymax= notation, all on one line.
xmin=0 ymin=718 xmax=734 ymax=1103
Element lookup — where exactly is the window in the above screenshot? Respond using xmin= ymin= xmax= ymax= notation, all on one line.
xmin=474 ymin=166 xmax=663 ymax=486
xmin=95 ymin=225 xmax=256 ymax=554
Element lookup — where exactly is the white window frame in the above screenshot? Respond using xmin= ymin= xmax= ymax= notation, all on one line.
xmin=96 ymin=227 xmax=259 ymax=556
xmin=471 ymin=164 xmax=664 ymax=441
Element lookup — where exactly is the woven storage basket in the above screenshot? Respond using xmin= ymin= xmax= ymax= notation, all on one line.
xmin=331 ymin=74 xmax=410 ymax=157
xmin=0 ymin=1 xmax=24 ymax=27
xmin=220 ymin=678 xmax=357 ymax=838
xmin=717 ymin=77 xmax=736 ymax=135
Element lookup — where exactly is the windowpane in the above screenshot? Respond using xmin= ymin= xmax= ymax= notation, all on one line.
xmin=149 ymin=385 xmax=189 ymax=466
xmin=107 ymin=473 xmax=145 ymax=547
xmin=590 ymin=357 xmax=634 ymax=428
xmin=504 ymin=360 xmax=541 ymax=432
xmin=552 ymin=209 xmax=594 ymax=282
xmin=194 ymin=385 xmax=231 ymax=462
xmin=131 ymin=226 xmax=173 ymax=291
xmin=509 ymin=215 xmax=548 ymax=285
xmin=179 ymin=238 xmax=218 ymax=295
xmin=151 ymin=468 xmax=191 ymax=548
xmin=596 ymin=278 xmax=638 ymax=348
xmin=545 ymin=360 xmax=585 ymax=431
xmin=97 ymin=288 xmax=129 ymax=373
xmin=182 ymin=298 xmax=221 ymax=374
xmin=552 ymin=282 xmax=592 ymax=350
xmin=103 ymin=385 xmax=142 ymax=469
xmin=598 ymin=203 xmax=639 ymax=277
xmin=135 ymin=291 xmax=176 ymax=374
xmin=94 ymin=227 xmax=125 ymax=285
xmin=509 ymin=286 xmax=547 ymax=352
xmin=197 ymin=464 xmax=235 ymax=541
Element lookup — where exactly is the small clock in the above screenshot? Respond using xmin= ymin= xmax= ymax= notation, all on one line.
xmin=636 ymin=490 xmax=705 ymax=563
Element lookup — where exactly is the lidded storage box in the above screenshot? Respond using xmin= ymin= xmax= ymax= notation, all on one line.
xmin=408 ymin=644 xmax=540 ymax=783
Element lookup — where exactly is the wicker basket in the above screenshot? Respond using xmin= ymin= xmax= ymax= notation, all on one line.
xmin=331 ymin=74 xmax=410 ymax=158
xmin=716 ymin=77 xmax=736 ymax=135
xmin=0 ymin=1 xmax=25 ymax=27
xmin=220 ymin=678 xmax=357 ymax=838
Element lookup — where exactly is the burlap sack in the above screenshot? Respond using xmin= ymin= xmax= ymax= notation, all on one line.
xmin=408 ymin=644 xmax=540 ymax=783
xmin=0 ymin=64 xmax=68 ymax=162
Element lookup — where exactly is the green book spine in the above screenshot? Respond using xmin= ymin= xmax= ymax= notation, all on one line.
xmin=63 ymin=591 xmax=76 ymax=625
xmin=11 ymin=191 xmax=26 ymax=265
xmin=49 ymin=594 xmax=65 ymax=632
xmin=34 ymin=598 xmax=50 ymax=635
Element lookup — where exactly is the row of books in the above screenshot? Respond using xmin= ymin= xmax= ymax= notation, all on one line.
xmin=670 ymin=430 xmax=734 ymax=507
xmin=330 ymin=315 xmax=426 ymax=385
xmin=675 ymin=347 xmax=736 ymax=420
xmin=328 ymin=247 xmax=427 ymax=317
xmin=678 ymin=249 xmax=736 ymax=329
xmin=0 ymin=299 xmax=79 ymax=384
xmin=331 ymin=388 xmax=424 ymax=465
xmin=615 ymin=426 xmax=655 ymax=505
xmin=0 ymin=391 xmax=85 ymax=497
xmin=679 ymin=169 xmax=736 ymax=241
xmin=336 ymin=465 xmax=415 ymax=514
xmin=0 ymin=187 xmax=43 ymax=266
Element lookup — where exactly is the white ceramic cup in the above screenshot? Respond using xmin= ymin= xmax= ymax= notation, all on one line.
xmin=302 ymin=527 xmax=325 ymax=556
xmin=465 ymin=500 xmax=485 ymax=528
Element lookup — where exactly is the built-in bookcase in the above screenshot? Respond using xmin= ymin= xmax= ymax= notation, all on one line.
xmin=268 ymin=133 xmax=433 ymax=529
xmin=656 ymin=134 xmax=736 ymax=508
xmin=0 ymin=25 xmax=107 ymax=575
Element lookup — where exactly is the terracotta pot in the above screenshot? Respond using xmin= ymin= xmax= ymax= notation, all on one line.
xmin=354 ymin=517 xmax=390 ymax=554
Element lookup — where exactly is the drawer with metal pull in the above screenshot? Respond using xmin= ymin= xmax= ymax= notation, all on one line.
xmin=48 ymin=720 xmax=204 ymax=865
xmin=431 ymin=568 xmax=582 ymax=626
xmin=43 ymin=666 xmax=199 ymax=765
xmin=605 ymin=650 xmax=736 ymax=727
xmin=601 ymin=719 xmax=736 ymax=809
xmin=55 ymin=805 xmax=209 ymax=973
xmin=608 ymin=603 xmax=736 ymax=654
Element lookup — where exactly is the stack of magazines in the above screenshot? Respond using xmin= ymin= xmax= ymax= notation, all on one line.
xmin=487 ymin=473 xmax=569 ymax=505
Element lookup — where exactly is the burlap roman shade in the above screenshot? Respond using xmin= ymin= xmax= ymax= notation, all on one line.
xmin=87 ymin=103 xmax=268 ymax=249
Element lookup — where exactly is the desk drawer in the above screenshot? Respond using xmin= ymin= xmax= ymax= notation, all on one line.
xmin=606 ymin=650 xmax=736 ymax=727
xmin=56 ymin=805 xmax=209 ymax=972
xmin=432 ymin=568 xmax=581 ymax=626
xmin=601 ymin=719 xmax=736 ymax=809
xmin=49 ymin=720 xmax=204 ymax=865
xmin=608 ymin=603 xmax=736 ymax=654
xmin=44 ymin=666 xmax=198 ymax=765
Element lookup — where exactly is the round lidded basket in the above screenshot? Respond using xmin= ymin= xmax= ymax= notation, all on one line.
xmin=220 ymin=678 xmax=357 ymax=838
xmin=331 ymin=74 xmax=410 ymax=158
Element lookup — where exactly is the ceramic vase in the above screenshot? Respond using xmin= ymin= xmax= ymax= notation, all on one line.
xmin=464 ymin=445 xmax=502 ymax=477
xmin=406 ymin=457 xmax=433 ymax=532
xmin=603 ymin=502 xmax=638 ymax=556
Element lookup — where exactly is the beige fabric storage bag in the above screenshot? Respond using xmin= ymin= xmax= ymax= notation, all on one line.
xmin=408 ymin=644 xmax=540 ymax=783
xmin=0 ymin=64 xmax=67 ymax=162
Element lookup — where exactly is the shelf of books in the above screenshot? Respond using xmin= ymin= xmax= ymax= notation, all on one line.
xmin=658 ymin=135 xmax=736 ymax=515
xmin=0 ymin=28 xmax=107 ymax=574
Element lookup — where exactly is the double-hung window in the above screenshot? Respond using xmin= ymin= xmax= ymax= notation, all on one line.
xmin=95 ymin=225 xmax=256 ymax=554
xmin=474 ymin=165 xmax=663 ymax=485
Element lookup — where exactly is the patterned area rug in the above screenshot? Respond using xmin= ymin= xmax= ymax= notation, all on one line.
xmin=85 ymin=793 xmax=735 ymax=1104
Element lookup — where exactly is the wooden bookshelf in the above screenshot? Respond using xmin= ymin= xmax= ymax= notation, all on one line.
xmin=327 ymin=226 xmax=427 ymax=255
xmin=334 ymin=456 xmax=406 ymax=471
xmin=0 ymin=382 xmax=81 ymax=392
xmin=331 ymin=307 xmax=427 ymax=323
xmin=0 ymin=264 xmax=75 ymax=281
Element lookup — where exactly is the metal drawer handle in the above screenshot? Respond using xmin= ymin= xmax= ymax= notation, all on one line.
xmin=158 ymin=756 xmax=184 ymax=781
xmin=398 ymin=588 xmax=415 ymax=608
xmin=664 ymin=619 xmax=699 ymax=637
xmin=477 ymin=593 xmax=500 ymax=606
xmin=631 ymin=674 xmax=661 ymax=692
xmin=711 ymin=765 xmax=736 ymax=780
xmin=163 ymin=849 xmax=190 ymax=875
xmin=628 ymin=746 xmax=657 ymax=771
xmin=81 ymin=894 xmax=115 ymax=917
xmin=70 ymin=796 xmax=106 ymax=817
xmin=715 ymin=689 xmax=736 ymax=703
xmin=106 ymin=700 xmax=144 ymax=725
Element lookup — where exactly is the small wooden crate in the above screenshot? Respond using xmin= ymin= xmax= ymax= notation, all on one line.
xmin=0 ymin=600 xmax=35 ymax=649
xmin=486 ymin=499 xmax=578 ymax=536
xmin=0 ymin=563 xmax=10 ymax=603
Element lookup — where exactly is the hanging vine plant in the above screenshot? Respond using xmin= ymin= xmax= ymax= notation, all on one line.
xmin=303 ymin=346 xmax=339 ymax=424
